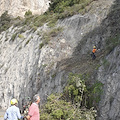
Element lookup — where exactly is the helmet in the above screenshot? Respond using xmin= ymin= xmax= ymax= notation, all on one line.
xmin=93 ymin=46 xmax=96 ymax=48
xmin=10 ymin=98 xmax=18 ymax=105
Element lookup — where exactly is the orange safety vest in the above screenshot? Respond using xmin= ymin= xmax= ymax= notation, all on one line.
xmin=92 ymin=48 xmax=96 ymax=53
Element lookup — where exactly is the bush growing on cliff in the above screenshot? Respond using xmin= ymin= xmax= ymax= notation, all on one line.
xmin=40 ymin=94 xmax=97 ymax=120
xmin=11 ymin=33 xmax=17 ymax=41
xmin=24 ymin=10 xmax=32 ymax=17
xmin=10 ymin=0 xmax=95 ymax=31
xmin=28 ymin=0 xmax=94 ymax=30
xmin=42 ymin=27 xmax=63 ymax=44
xmin=0 ymin=11 xmax=12 ymax=33
xmin=63 ymin=73 xmax=103 ymax=108
xmin=40 ymin=73 xmax=103 ymax=120
xmin=49 ymin=0 xmax=94 ymax=14
xmin=49 ymin=0 xmax=81 ymax=13
xmin=0 ymin=0 xmax=96 ymax=36
xmin=0 ymin=0 xmax=95 ymax=34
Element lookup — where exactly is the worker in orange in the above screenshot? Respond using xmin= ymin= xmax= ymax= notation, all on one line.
xmin=92 ymin=46 xmax=97 ymax=60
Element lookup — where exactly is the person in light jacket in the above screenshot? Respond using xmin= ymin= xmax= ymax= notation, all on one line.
xmin=4 ymin=98 xmax=24 ymax=120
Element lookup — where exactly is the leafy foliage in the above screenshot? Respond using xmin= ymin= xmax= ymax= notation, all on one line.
xmin=64 ymin=73 xmax=87 ymax=107
xmin=23 ymin=0 xmax=94 ymax=30
xmin=40 ymin=73 xmax=103 ymax=120
xmin=40 ymin=94 xmax=97 ymax=120
xmin=0 ymin=11 xmax=12 ymax=33
xmin=49 ymin=0 xmax=82 ymax=13
xmin=18 ymin=34 xmax=24 ymax=39
xmin=49 ymin=0 xmax=94 ymax=14
xmin=11 ymin=33 xmax=17 ymax=41
xmin=0 ymin=0 xmax=95 ymax=34
xmin=24 ymin=10 xmax=32 ymax=17
xmin=87 ymin=81 xmax=103 ymax=108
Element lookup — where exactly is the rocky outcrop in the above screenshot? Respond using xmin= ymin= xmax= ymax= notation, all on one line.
xmin=0 ymin=0 xmax=50 ymax=17
xmin=1 ymin=0 xmax=120 ymax=120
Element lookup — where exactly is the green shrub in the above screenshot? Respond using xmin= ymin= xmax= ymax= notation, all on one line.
xmin=0 ymin=0 xmax=95 ymax=33
xmin=11 ymin=33 xmax=17 ymax=41
xmin=4 ymin=0 xmax=95 ymax=32
xmin=39 ymin=43 xmax=44 ymax=49
xmin=49 ymin=0 xmax=94 ymax=15
xmin=87 ymin=81 xmax=103 ymax=108
xmin=18 ymin=34 xmax=24 ymax=39
xmin=31 ymin=25 xmax=37 ymax=32
xmin=42 ymin=27 xmax=63 ymax=43
xmin=24 ymin=10 xmax=32 ymax=17
xmin=23 ymin=16 xmax=33 ymax=25
xmin=40 ymin=94 xmax=97 ymax=120
xmin=0 ymin=11 xmax=12 ymax=33
xmin=0 ymin=11 xmax=11 ymax=22
xmin=40 ymin=73 xmax=103 ymax=120
xmin=64 ymin=73 xmax=103 ymax=108
xmin=50 ymin=27 xmax=63 ymax=36
xmin=64 ymin=73 xmax=87 ymax=106
xmin=47 ymin=20 xmax=57 ymax=28
xmin=42 ymin=32 xmax=50 ymax=44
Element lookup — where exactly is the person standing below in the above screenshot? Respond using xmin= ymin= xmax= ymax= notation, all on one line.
xmin=92 ymin=46 xmax=97 ymax=60
xmin=4 ymin=98 xmax=24 ymax=120
xmin=26 ymin=94 xmax=40 ymax=120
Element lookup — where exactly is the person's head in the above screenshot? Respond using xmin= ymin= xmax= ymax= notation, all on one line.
xmin=10 ymin=98 xmax=18 ymax=106
xmin=33 ymin=94 xmax=40 ymax=104
xmin=93 ymin=46 xmax=96 ymax=49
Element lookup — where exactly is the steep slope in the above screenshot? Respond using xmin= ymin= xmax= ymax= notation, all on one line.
xmin=0 ymin=0 xmax=120 ymax=120
xmin=57 ymin=0 xmax=120 ymax=120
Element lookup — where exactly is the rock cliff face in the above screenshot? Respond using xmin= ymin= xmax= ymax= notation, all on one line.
xmin=1 ymin=0 xmax=120 ymax=119
xmin=0 ymin=0 xmax=50 ymax=17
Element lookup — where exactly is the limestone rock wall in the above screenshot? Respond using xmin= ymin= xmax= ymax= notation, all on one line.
xmin=0 ymin=0 xmax=50 ymax=17
xmin=0 ymin=25 xmax=74 ymax=110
